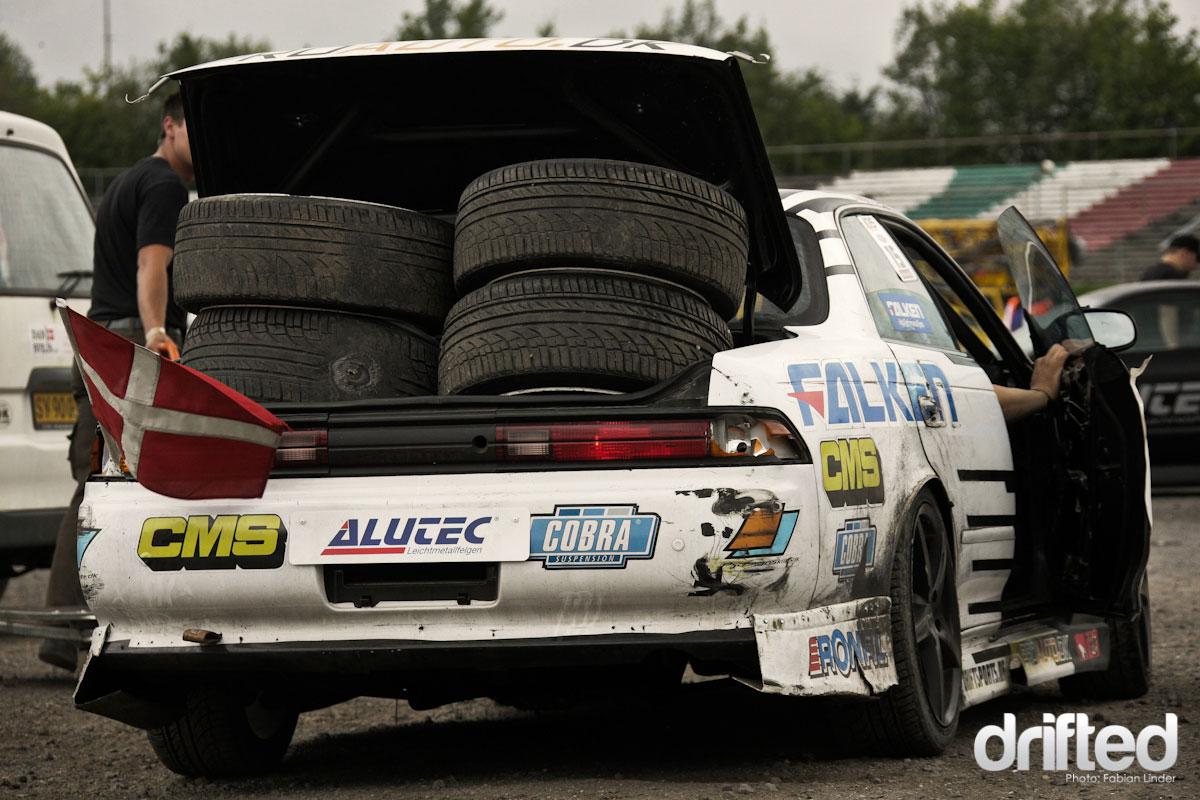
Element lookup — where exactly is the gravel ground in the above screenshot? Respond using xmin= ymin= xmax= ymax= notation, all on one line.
xmin=1 ymin=496 xmax=1196 ymax=800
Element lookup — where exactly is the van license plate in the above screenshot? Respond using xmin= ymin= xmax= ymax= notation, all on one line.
xmin=32 ymin=392 xmax=77 ymax=429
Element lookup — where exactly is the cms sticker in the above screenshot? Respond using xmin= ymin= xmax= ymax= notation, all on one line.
xmin=820 ymin=437 xmax=884 ymax=507
xmin=530 ymin=505 xmax=659 ymax=568
xmin=138 ymin=515 xmax=285 ymax=571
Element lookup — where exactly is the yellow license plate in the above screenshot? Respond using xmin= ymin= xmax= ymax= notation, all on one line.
xmin=31 ymin=392 xmax=77 ymax=429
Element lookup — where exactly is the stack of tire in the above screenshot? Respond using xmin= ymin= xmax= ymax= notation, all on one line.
xmin=175 ymin=195 xmax=454 ymax=402
xmin=176 ymin=159 xmax=748 ymax=402
xmin=441 ymin=158 xmax=749 ymax=395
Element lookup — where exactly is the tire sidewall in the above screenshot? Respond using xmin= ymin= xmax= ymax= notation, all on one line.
xmin=886 ymin=486 xmax=960 ymax=751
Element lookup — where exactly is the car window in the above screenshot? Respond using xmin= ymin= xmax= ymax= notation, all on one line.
xmin=892 ymin=234 xmax=1005 ymax=364
xmin=0 ymin=145 xmax=94 ymax=295
xmin=1117 ymin=293 xmax=1200 ymax=353
xmin=841 ymin=214 xmax=957 ymax=351
xmin=734 ymin=214 xmax=829 ymax=328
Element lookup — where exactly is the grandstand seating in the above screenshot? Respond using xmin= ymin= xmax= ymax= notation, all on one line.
xmin=810 ymin=157 xmax=1200 ymax=283
xmin=1067 ymin=159 xmax=1200 ymax=253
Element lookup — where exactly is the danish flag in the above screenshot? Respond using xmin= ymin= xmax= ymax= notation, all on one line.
xmin=57 ymin=300 xmax=287 ymax=500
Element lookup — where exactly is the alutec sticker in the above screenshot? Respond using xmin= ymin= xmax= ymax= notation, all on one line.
xmin=529 ymin=505 xmax=660 ymax=569
xmin=289 ymin=508 xmax=529 ymax=564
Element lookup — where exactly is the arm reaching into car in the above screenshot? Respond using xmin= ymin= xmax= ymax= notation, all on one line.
xmin=994 ymin=343 xmax=1071 ymax=422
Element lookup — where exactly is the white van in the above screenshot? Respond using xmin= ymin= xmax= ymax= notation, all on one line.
xmin=0 ymin=110 xmax=94 ymax=597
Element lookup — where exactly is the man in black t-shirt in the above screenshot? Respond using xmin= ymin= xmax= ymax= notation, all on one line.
xmin=40 ymin=91 xmax=193 ymax=671
xmin=1140 ymin=234 xmax=1199 ymax=281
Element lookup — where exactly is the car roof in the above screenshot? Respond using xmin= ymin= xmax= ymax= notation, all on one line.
xmin=1077 ymin=280 xmax=1200 ymax=307
xmin=0 ymin=110 xmax=75 ymax=164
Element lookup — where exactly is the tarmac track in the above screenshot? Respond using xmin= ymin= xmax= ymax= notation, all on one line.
xmin=1 ymin=496 xmax=1196 ymax=799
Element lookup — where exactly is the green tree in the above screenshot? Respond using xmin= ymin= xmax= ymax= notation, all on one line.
xmin=884 ymin=0 xmax=1200 ymax=159
xmin=627 ymin=0 xmax=876 ymax=172
xmin=393 ymin=0 xmax=503 ymax=39
xmin=36 ymin=33 xmax=271 ymax=174
xmin=0 ymin=33 xmax=42 ymax=117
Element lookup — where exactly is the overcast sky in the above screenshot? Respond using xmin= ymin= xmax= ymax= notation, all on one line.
xmin=3 ymin=0 xmax=1200 ymax=93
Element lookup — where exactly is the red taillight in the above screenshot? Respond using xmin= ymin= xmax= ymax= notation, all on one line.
xmin=496 ymin=420 xmax=712 ymax=462
xmin=275 ymin=429 xmax=329 ymax=466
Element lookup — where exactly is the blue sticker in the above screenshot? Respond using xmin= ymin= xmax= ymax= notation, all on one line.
xmin=832 ymin=518 xmax=876 ymax=580
xmin=879 ymin=292 xmax=933 ymax=333
xmin=530 ymin=505 xmax=659 ymax=569
xmin=77 ymin=527 xmax=100 ymax=565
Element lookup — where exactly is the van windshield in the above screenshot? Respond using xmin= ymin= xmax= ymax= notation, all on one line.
xmin=0 ymin=145 xmax=93 ymax=296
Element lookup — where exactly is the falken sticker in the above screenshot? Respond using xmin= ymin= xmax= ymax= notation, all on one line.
xmin=785 ymin=359 xmax=957 ymax=427
xmin=529 ymin=505 xmax=659 ymax=569
xmin=832 ymin=518 xmax=876 ymax=580
xmin=878 ymin=292 xmax=934 ymax=333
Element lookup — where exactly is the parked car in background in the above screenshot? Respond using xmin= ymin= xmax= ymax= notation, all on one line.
xmin=1078 ymin=279 xmax=1200 ymax=486
xmin=0 ymin=111 xmax=93 ymax=599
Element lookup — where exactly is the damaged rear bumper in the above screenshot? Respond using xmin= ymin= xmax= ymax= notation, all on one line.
xmin=751 ymin=597 xmax=897 ymax=697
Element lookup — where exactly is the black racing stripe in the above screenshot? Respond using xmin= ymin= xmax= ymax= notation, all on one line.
xmin=972 ymin=644 xmax=1011 ymax=664
xmin=815 ymin=229 xmax=843 ymax=240
xmin=967 ymin=601 xmax=1003 ymax=615
xmin=825 ymin=264 xmax=856 ymax=276
xmin=966 ymin=515 xmax=1016 ymax=528
xmin=972 ymin=558 xmax=1015 ymax=572
xmin=958 ymin=470 xmax=1017 ymax=492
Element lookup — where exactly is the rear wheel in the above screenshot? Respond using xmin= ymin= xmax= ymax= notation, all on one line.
xmin=147 ymin=686 xmax=298 ymax=778
xmin=1059 ymin=576 xmax=1151 ymax=700
xmin=862 ymin=489 xmax=961 ymax=754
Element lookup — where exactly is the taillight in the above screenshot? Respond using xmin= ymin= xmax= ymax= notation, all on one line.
xmin=496 ymin=420 xmax=712 ymax=461
xmin=275 ymin=429 xmax=329 ymax=466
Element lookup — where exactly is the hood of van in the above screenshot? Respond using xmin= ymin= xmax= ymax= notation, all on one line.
xmin=167 ymin=37 xmax=800 ymax=309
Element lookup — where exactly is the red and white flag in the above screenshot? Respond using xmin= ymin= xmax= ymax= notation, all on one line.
xmin=56 ymin=300 xmax=288 ymax=500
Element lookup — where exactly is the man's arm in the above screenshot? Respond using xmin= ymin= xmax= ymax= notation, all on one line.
xmin=994 ymin=343 xmax=1070 ymax=423
xmin=136 ymin=243 xmax=179 ymax=357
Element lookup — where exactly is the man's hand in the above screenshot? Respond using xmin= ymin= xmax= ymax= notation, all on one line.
xmin=1030 ymin=343 xmax=1070 ymax=400
xmin=146 ymin=330 xmax=180 ymax=360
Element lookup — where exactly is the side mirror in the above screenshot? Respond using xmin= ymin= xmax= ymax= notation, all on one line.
xmin=1084 ymin=308 xmax=1136 ymax=351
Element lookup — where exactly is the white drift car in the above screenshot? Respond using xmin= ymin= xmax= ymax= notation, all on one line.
xmin=73 ymin=39 xmax=1150 ymax=777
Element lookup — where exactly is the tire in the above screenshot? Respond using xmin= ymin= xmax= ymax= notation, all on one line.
xmin=438 ymin=271 xmax=733 ymax=395
xmin=181 ymin=306 xmax=438 ymax=403
xmin=861 ymin=489 xmax=961 ymax=755
xmin=1059 ymin=576 xmax=1151 ymax=700
xmin=147 ymin=686 xmax=298 ymax=778
xmin=454 ymin=159 xmax=749 ymax=318
xmin=174 ymin=195 xmax=454 ymax=331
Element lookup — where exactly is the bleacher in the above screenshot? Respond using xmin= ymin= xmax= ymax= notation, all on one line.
xmin=810 ymin=157 xmax=1200 ymax=284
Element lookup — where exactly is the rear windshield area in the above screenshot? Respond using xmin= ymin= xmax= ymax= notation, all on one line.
xmin=0 ymin=145 xmax=93 ymax=295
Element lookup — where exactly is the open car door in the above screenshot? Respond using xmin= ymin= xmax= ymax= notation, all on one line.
xmin=997 ymin=207 xmax=1150 ymax=619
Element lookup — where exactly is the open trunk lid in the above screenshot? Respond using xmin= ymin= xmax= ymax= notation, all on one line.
xmin=165 ymin=37 xmax=801 ymax=311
